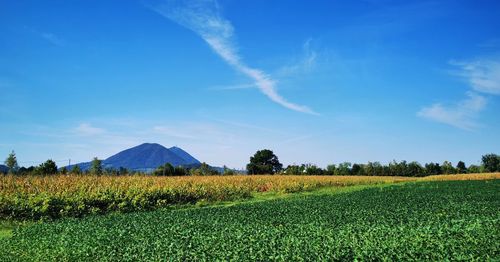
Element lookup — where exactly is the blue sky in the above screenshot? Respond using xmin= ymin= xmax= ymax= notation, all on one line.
xmin=1 ymin=0 xmax=499 ymax=169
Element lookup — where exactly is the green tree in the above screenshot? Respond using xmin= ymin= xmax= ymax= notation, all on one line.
xmin=284 ymin=165 xmax=303 ymax=175
xmin=481 ymin=154 xmax=500 ymax=172
xmin=174 ymin=166 xmax=188 ymax=176
xmin=441 ymin=161 xmax=455 ymax=174
xmin=60 ymin=166 xmax=68 ymax=175
xmin=153 ymin=163 xmax=175 ymax=176
xmin=371 ymin=162 xmax=384 ymax=176
xmin=335 ymin=162 xmax=351 ymax=176
xmin=18 ymin=166 xmax=35 ymax=175
xmin=456 ymin=161 xmax=467 ymax=174
xmin=467 ymin=164 xmax=482 ymax=174
xmin=70 ymin=165 xmax=81 ymax=175
xmin=425 ymin=162 xmax=442 ymax=176
xmin=351 ymin=163 xmax=363 ymax=176
xmin=407 ymin=161 xmax=424 ymax=177
xmin=190 ymin=162 xmax=219 ymax=176
xmin=325 ymin=164 xmax=336 ymax=176
xmin=222 ymin=166 xmax=236 ymax=176
xmin=90 ymin=157 xmax=103 ymax=175
xmin=37 ymin=159 xmax=58 ymax=175
xmin=387 ymin=160 xmax=410 ymax=176
xmin=118 ymin=167 xmax=129 ymax=175
xmin=4 ymin=150 xmax=19 ymax=174
xmin=304 ymin=164 xmax=324 ymax=175
xmin=246 ymin=149 xmax=282 ymax=175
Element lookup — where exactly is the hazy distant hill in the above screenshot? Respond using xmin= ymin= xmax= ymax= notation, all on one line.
xmin=69 ymin=143 xmax=202 ymax=172
xmin=0 ymin=164 xmax=8 ymax=173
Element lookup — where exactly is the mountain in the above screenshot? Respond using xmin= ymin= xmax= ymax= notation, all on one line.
xmin=168 ymin=146 xmax=201 ymax=165
xmin=104 ymin=143 xmax=187 ymax=169
xmin=69 ymin=143 xmax=202 ymax=172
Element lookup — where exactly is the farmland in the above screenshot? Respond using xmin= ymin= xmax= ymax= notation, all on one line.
xmin=1 ymin=173 xmax=499 ymax=220
xmin=1 ymin=179 xmax=498 ymax=261
xmin=0 ymin=174 xmax=417 ymax=220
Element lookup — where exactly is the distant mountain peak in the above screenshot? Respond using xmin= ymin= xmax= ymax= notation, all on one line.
xmin=134 ymin=143 xmax=166 ymax=149
xmin=68 ymin=143 xmax=201 ymax=172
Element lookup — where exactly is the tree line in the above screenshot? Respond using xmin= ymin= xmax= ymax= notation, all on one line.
xmin=3 ymin=149 xmax=500 ymax=176
xmin=246 ymin=149 xmax=500 ymax=176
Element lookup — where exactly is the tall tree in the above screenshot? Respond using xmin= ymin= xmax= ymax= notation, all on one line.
xmin=246 ymin=149 xmax=282 ymax=175
xmin=456 ymin=161 xmax=467 ymax=174
xmin=4 ymin=150 xmax=19 ymax=174
xmin=481 ymin=154 xmax=500 ymax=172
xmin=90 ymin=157 xmax=103 ymax=175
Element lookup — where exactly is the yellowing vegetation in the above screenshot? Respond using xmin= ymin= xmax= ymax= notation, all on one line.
xmin=421 ymin=172 xmax=500 ymax=181
xmin=1 ymin=173 xmax=498 ymax=220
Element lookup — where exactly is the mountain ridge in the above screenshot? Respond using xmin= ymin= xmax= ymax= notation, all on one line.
xmin=68 ymin=143 xmax=202 ymax=172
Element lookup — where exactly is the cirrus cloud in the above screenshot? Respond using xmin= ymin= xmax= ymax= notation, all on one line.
xmin=418 ymin=56 xmax=500 ymax=130
xmin=150 ymin=0 xmax=317 ymax=115
xmin=417 ymin=92 xmax=487 ymax=130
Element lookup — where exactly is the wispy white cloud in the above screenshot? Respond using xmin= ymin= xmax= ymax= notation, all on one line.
xmin=150 ymin=0 xmax=317 ymax=114
xmin=73 ymin=123 xmax=106 ymax=136
xmin=419 ymin=56 xmax=500 ymax=130
xmin=450 ymin=59 xmax=500 ymax=95
xmin=277 ymin=38 xmax=318 ymax=77
xmin=417 ymin=92 xmax=487 ymax=130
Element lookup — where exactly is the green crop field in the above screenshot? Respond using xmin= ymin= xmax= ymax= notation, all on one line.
xmin=1 ymin=180 xmax=498 ymax=261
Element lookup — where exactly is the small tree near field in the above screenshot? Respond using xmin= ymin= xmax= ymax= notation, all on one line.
xmin=5 ymin=150 xmax=19 ymax=174
xmin=90 ymin=157 xmax=103 ymax=175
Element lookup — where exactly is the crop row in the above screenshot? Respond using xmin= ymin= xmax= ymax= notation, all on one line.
xmin=0 ymin=175 xmax=416 ymax=220
xmin=1 ymin=173 xmax=498 ymax=220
